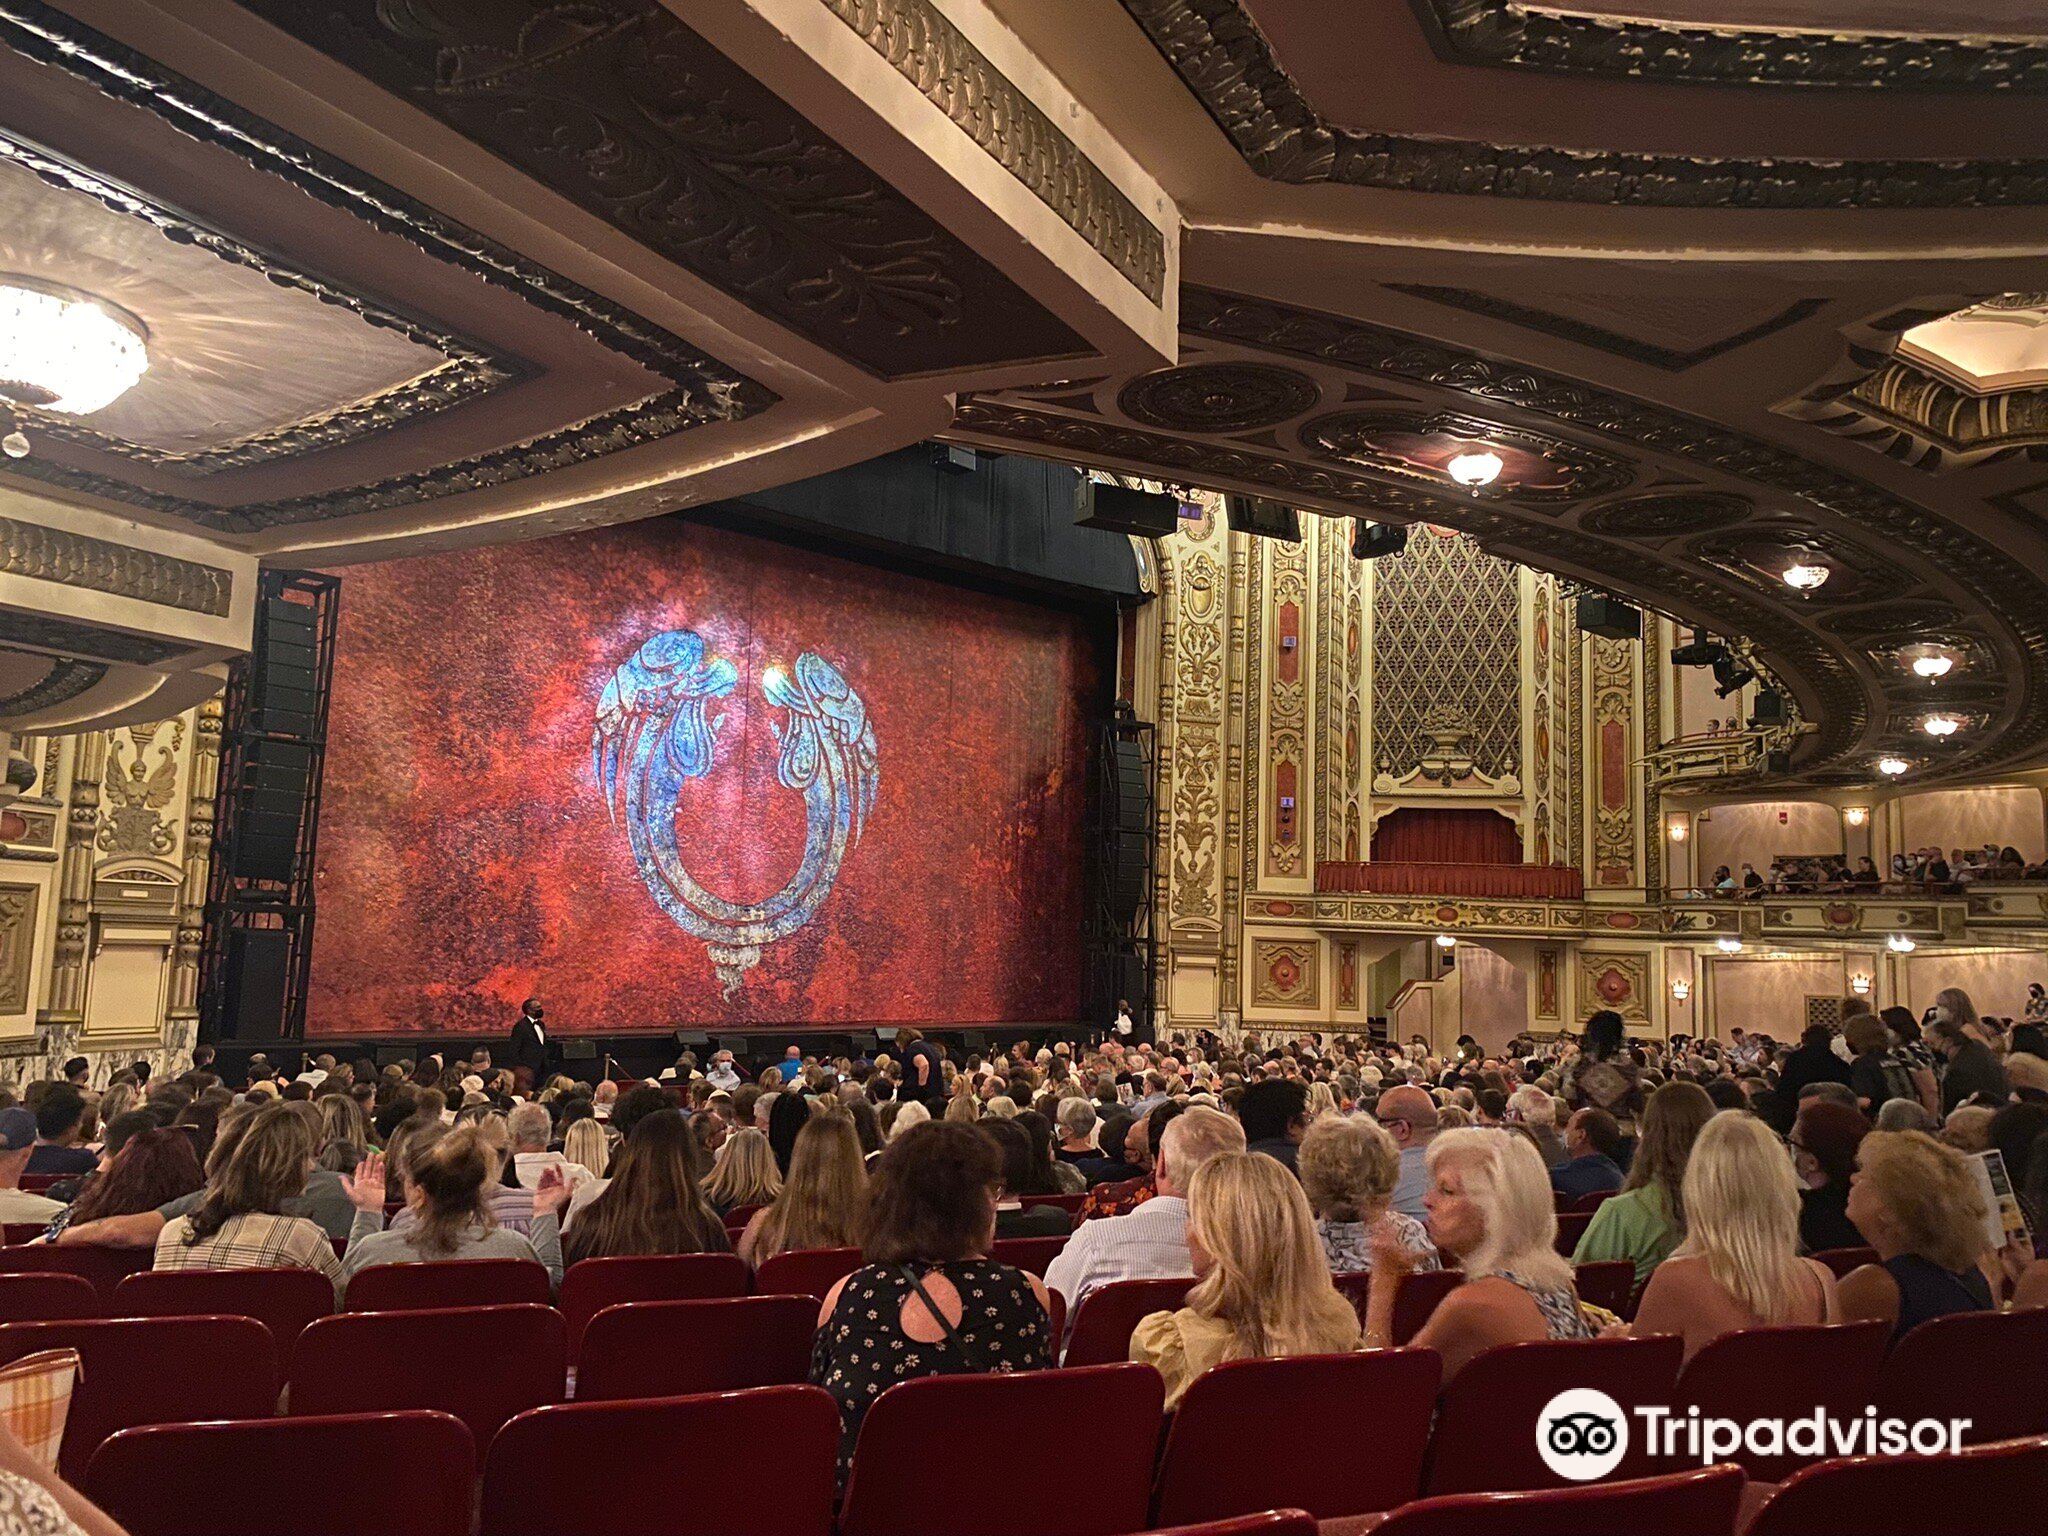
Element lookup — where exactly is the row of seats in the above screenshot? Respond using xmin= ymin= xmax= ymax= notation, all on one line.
xmin=6 ymin=1287 xmax=2045 ymax=1494
xmin=72 ymin=1378 xmax=2048 ymax=1536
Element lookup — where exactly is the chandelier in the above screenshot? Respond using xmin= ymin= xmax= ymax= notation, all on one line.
xmin=0 ymin=279 xmax=149 ymax=455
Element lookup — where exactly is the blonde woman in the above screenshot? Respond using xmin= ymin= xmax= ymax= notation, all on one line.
xmin=944 ymin=1093 xmax=981 ymax=1124
xmin=1838 ymin=1129 xmax=1994 ymax=1342
xmin=1631 ymin=1112 xmax=1838 ymax=1360
xmin=154 ymin=1105 xmax=344 ymax=1295
xmin=739 ymin=1113 xmax=868 ymax=1268
xmin=1305 ymin=1082 xmax=1338 ymax=1123
xmin=1297 ymin=1115 xmax=1437 ymax=1275
xmin=563 ymin=1117 xmax=612 ymax=1181
xmin=702 ymin=1125 xmax=781 ymax=1217
xmin=983 ymin=1096 xmax=1019 ymax=1121
xmin=1366 ymin=1128 xmax=1593 ymax=1379
xmin=1130 ymin=1152 xmax=1361 ymax=1408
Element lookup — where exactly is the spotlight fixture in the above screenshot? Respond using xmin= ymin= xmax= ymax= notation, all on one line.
xmin=1352 ymin=521 xmax=1410 ymax=561
xmin=1843 ymin=806 xmax=1869 ymax=828
xmin=1670 ymin=979 xmax=1691 ymax=1002
xmin=1434 ymin=933 xmax=1458 ymax=950
xmin=1887 ymin=934 xmax=1917 ymax=954
xmin=1922 ymin=713 xmax=1962 ymax=739
xmin=1711 ymin=653 xmax=1757 ymax=698
xmin=1910 ymin=649 xmax=1955 ymax=681
xmin=1781 ymin=562 xmax=1830 ymax=592
xmin=1876 ymin=756 xmax=1911 ymax=777
xmin=1849 ymin=973 xmax=1873 ymax=996
xmin=1446 ymin=449 xmax=1505 ymax=489
xmin=1716 ymin=937 xmax=1743 ymax=955
xmin=1670 ymin=629 xmax=1725 ymax=669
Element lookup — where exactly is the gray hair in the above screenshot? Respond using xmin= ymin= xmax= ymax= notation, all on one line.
xmin=1875 ymin=1099 xmax=1938 ymax=1134
xmin=1056 ymin=1097 xmax=1097 ymax=1140
xmin=1507 ymin=1085 xmax=1555 ymax=1128
xmin=506 ymin=1102 xmax=551 ymax=1150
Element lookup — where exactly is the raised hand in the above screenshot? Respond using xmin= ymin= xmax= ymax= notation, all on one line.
xmin=534 ymin=1163 xmax=570 ymax=1219
xmin=341 ymin=1151 xmax=387 ymax=1212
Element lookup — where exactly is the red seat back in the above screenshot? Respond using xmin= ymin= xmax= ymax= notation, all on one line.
xmin=576 ymin=1295 xmax=816 ymax=1402
xmin=84 ymin=1411 xmax=474 ymax=1536
xmin=1153 ymin=1349 xmax=1442 ymax=1525
xmin=290 ymin=1304 xmax=565 ymax=1451
xmin=343 ymin=1257 xmax=550 ymax=1311
xmin=1390 ymin=1270 xmax=1463 ymax=1345
xmin=1377 ymin=1465 xmax=1744 ymax=1536
xmin=1747 ymin=1434 xmax=2048 ymax=1536
xmin=1876 ymin=1308 xmax=2048 ymax=1444
xmin=114 ymin=1267 xmax=335 ymax=1352
xmin=481 ymin=1387 xmax=840 ymax=1536
xmin=1 ymin=1225 xmax=48 ymax=1246
xmin=0 ymin=1243 xmax=153 ymax=1295
xmin=558 ymin=1252 xmax=750 ymax=1349
xmin=1572 ymin=1261 xmax=1634 ymax=1318
xmin=1552 ymin=1212 xmax=1592 ymax=1257
xmin=1668 ymin=1320 xmax=1889 ymax=1480
xmin=0 ymin=1272 xmax=98 ymax=1323
xmin=1812 ymin=1245 xmax=1878 ymax=1278
xmin=753 ymin=1246 xmax=864 ymax=1301
xmin=989 ymin=1235 xmax=1068 ymax=1276
xmin=1425 ymin=1334 xmax=1685 ymax=1495
xmin=18 ymin=1176 xmax=62 ymax=1194
xmin=841 ymin=1364 xmax=1164 ymax=1536
xmin=1570 ymin=1190 xmax=1619 ymax=1214
xmin=0 ymin=1315 xmax=278 ymax=1482
xmin=1063 ymin=1276 xmax=1193 ymax=1366
xmin=1150 ymin=1518 xmax=1315 ymax=1536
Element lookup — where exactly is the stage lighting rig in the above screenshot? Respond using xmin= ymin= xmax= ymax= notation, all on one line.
xmin=1712 ymin=653 xmax=1757 ymax=698
xmin=1670 ymin=629 xmax=1726 ymax=669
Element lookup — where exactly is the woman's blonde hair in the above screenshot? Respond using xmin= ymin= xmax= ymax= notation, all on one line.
xmin=887 ymin=1101 xmax=931 ymax=1143
xmin=563 ymin=1118 xmax=611 ymax=1179
xmin=183 ymin=1104 xmax=314 ymax=1244
xmin=1436 ymin=1105 xmax=1472 ymax=1130
xmin=1426 ymin=1128 xmax=1571 ymax=1290
xmin=98 ymin=1080 xmax=137 ymax=1126
xmin=752 ymin=1112 xmax=867 ymax=1263
xmin=1296 ymin=1114 xmax=1399 ymax=1223
xmin=944 ymin=1094 xmax=981 ymax=1124
xmin=1184 ymin=1151 xmax=1361 ymax=1362
xmin=1679 ymin=1112 xmax=1806 ymax=1324
xmin=1306 ymin=1082 xmax=1338 ymax=1122
xmin=1855 ymin=1129 xmax=1991 ymax=1274
xmin=407 ymin=1125 xmax=496 ymax=1256
xmin=702 ymin=1126 xmax=782 ymax=1209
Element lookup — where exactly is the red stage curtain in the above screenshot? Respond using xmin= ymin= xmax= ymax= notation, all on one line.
xmin=1371 ymin=808 xmax=1523 ymax=865
xmin=1315 ymin=862 xmax=1584 ymax=900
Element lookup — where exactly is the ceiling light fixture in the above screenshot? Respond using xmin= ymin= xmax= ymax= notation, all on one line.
xmin=1876 ymin=756 xmax=1912 ymax=777
xmin=1922 ymin=713 xmax=1963 ymax=738
xmin=1781 ymin=562 xmax=1830 ymax=592
xmin=1446 ymin=449 xmax=1504 ymax=489
xmin=1843 ymin=806 xmax=1869 ymax=828
xmin=0 ymin=279 xmax=149 ymax=416
xmin=1887 ymin=934 xmax=1917 ymax=954
xmin=1716 ymin=937 xmax=1743 ymax=955
xmin=1434 ymin=933 xmax=1458 ymax=950
xmin=1910 ymin=650 xmax=1955 ymax=681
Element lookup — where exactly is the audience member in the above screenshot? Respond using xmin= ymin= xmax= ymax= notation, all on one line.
xmin=0 ymin=1110 xmax=63 ymax=1226
xmin=739 ymin=1112 xmax=868 ymax=1267
xmin=981 ymin=1118 xmax=1072 ymax=1240
xmin=1296 ymin=1113 xmax=1437 ymax=1275
xmin=1790 ymin=1098 xmax=1870 ymax=1253
xmin=340 ymin=1125 xmax=567 ymax=1287
xmin=562 ymin=1110 xmax=730 ymax=1263
xmin=1374 ymin=1085 xmax=1441 ymax=1219
xmin=153 ymin=1105 xmax=344 ymax=1294
xmin=1572 ymin=1082 xmax=1713 ymax=1290
xmin=1838 ymin=1130 xmax=1995 ymax=1341
xmin=42 ymin=1126 xmax=201 ymax=1243
xmin=1563 ymin=1010 xmax=1645 ymax=1142
xmin=25 ymin=1087 xmax=97 ymax=1177
xmin=1550 ymin=1108 xmax=1626 ymax=1199
xmin=700 ymin=1125 xmax=782 ymax=1217
xmin=1236 ymin=1078 xmax=1309 ymax=1172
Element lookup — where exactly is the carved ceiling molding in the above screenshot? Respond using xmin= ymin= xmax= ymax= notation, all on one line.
xmin=232 ymin=0 xmax=1088 ymax=378
xmin=1413 ymin=0 xmax=2048 ymax=94
xmin=0 ymin=1 xmax=770 ymax=533
xmin=1118 ymin=0 xmax=2048 ymax=207
xmin=0 ymin=515 xmax=231 ymax=615
xmin=0 ymin=611 xmax=184 ymax=666
xmin=1299 ymin=407 xmax=1636 ymax=504
xmin=0 ymin=130 xmax=520 ymax=473
xmin=1119 ymin=362 xmax=1323 ymax=431
xmin=819 ymin=0 xmax=1166 ymax=303
xmin=0 ymin=651 xmax=105 ymax=715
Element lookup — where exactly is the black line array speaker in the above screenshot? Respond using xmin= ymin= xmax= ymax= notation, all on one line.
xmin=1576 ymin=595 xmax=1642 ymax=642
xmin=232 ymin=740 xmax=311 ymax=882
xmin=229 ymin=591 xmax=322 ymax=883
xmin=1108 ymin=735 xmax=1150 ymax=921
xmin=1074 ymin=479 xmax=1181 ymax=537
xmin=224 ymin=928 xmax=290 ymax=1039
xmin=1224 ymin=494 xmax=1301 ymax=542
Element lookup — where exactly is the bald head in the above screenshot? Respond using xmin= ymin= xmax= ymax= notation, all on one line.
xmin=1374 ymin=1085 xmax=1440 ymax=1149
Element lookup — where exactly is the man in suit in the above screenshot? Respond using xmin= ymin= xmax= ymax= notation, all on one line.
xmin=508 ymin=998 xmax=553 ymax=1091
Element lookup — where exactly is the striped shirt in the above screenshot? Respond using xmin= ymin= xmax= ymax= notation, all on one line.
xmin=1043 ymin=1194 xmax=1194 ymax=1350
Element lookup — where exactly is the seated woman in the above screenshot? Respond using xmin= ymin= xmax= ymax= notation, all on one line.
xmin=979 ymin=1118 xmax=1072 ymax=1240
xmin=153 ymin=1104 xmax=345 ymax=1294
xmin=562 ymin=1117 xmax=612 ymax=1183
xmin=1631 ymin=1112 xmax=1838 ymax=1360
xmin=811 ymin=1121 xmax=1054 ymax=1486
xmin=1837 ymin=1129 xmax=1994 ymax=1341
xmin=1131 ymin=1150 xmax=1360 ymax=1409
xmin=739 ymin=1112 xmax=868 ymax=1268
xmin=341 ymin=1125 xmax=567 ymax=1288
xmin=561 ymin=1109 xmax=729 ymax=1264
xmin=1013 ymin=1110 xmax=1085 ymax=1195
xmin=42 ymin=1125 xmax=202 ymax=1244
xmin=1365 ymin=1128 xmax=1594 ymax=1379
xmin=701 ymin=1126 xmax=782 ymax=1217
xmin=1297 ymin=1114 xmax=1436 ymax=1275
xmin=1791 ymin=1099 xmax=1870 ymax=1253
xmin=1574 ymin=1081 xmax=1714 ymax=1293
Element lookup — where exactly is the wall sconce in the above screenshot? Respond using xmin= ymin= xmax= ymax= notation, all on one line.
xmin=1434 ymin=933 xmax=1458 ymax=950
xmin=1670 ymin=978 xmax=1691 ymax=1002
xmin=1849 ymin=973 xmax=1873 ymax=996
xmin=1716 ymin=937 xmax=1743 ymax=955
xmin=1843 ymin=806 xmax=1869 ymax=828
xmin=1887 ymin=934 xmax=1917 ymax=954
xmin=1666 ymin=817 xmax=1688 ymax=842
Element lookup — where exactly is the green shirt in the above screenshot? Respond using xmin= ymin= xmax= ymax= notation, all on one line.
xmin=1571 ymin=1184 xmax=1680 ymax=1291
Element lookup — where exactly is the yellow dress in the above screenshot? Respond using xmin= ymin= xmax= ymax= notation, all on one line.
xmin=1130 ymin=1306 xmax=1363 ymax=1409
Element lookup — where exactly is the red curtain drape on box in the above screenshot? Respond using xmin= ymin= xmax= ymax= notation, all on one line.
xmin=1315 ymin=862 xmax=1584 ymax=899
xmin=1371 ymin=808 xmax=1523 ymax=865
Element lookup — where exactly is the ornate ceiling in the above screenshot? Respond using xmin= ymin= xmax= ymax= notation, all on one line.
xmin=0 ymin=0 xmax=2045 ymax=789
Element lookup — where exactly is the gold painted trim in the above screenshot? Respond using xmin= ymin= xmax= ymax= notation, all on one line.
xmin=0 ymin=516 xmax=231 ymax=617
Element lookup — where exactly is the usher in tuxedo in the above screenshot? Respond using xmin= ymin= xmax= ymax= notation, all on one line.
xmin=508 ymin=1009 xmax=553 ymax=1085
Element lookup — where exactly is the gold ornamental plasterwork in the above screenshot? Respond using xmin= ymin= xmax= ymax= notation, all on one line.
xmin=1590 ymin=635 xmax=1639 ymax=885
xmin=1263 ymin=535 xmax=1307 ymax=879
xmin=1222 ymin=530 xmax=1256 ymax=1004
xmin=0 ymin=516 xmax=232 ymax=617
xmin=1165 ymin=502 xmax=1227 ymax=934
xmin=0 ymin=885 xmax=38 ymax=1015
xmin=819 ymin=0 xmax=1167 ymax=303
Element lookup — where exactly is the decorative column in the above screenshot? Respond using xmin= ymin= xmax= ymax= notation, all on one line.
xmin=169 ymin=698 xmax=223 ymax=1033
xmin=44 ymin=733 xmax=103 ymax=1023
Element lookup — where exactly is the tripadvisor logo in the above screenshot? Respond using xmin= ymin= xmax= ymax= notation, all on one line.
xmin=1537 ymin=1390 xmax=1973 ymax=1481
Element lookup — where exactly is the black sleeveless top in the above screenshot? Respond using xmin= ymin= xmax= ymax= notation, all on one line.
xmin=1883 ymin=1252 xmax=1992 ymax=1343
xmin=810 ymin=1259 xmax=1053 ymax=1483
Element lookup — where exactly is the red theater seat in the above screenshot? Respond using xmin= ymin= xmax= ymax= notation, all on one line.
xmin=753 ymin=1246 xmax=864 ymax=1301
xmin=290 ymin=1304 xmax=565 ymax=1450
xmin=1875 ymin=1308 xmax=2048 ymax=1445
xmin=1665 ymin=1320 xmax=1889 ymax=1481
xmin=1 ymin=1226 xmax=47 ymax=1246
xmin=1571 ymin=1190 xmax=1620 ymax=1214
xmin=558 ymin=1252 xmax=750 ymax=1349
xmin=0 ymin=1315 xmax=278 ymax=1482
xmin=989 ymin=1235 xmax=1068 ymax=1276
xmin=114 ymin=1266 xmax=335 ymax=1351
xmin=1573 ymin=1262 xmax=1635 ymax=1318
xmin=840 ymin=1364 xmax=1164 ymax=1536
xmin=1151 ymin=1349 xmax=1442 ymax=1525
xmin=0 ymin=1271 xmax=98 ymax=1323
xmin=85 ymin=1411 xmax=475 ymax=1536
xmin=1374 ymin=1466 xmax=1744 ymax=1536
xmin=1389 ymin=1268 xmax=1463 ymax=1345
xmin=344 ymin=1257 xmax=550 ymax=1311
xmin=1062 ymin=1276 xmax=1193 ymax=1366
xmin=0 ymin=1242 xmax=153 ymax=1295
xmin=1745 ymin=1435 xmax=2048 ymax=1536
xmin=480 ymin=1387 xmax=840 ymax=1536
xmin=1812 ymin=1245 xmax=1879 ymax=1277
xmin=1151 ymin=1518 xmax=1315 ymax=1536
xmin=575 ymin=1295 xmax=816 ymax=1402
xmin=1425 ymin=1334 xmax=1685 ymax=1495
xmin=1553 ymin=1212 xmax=1593 ymax=1257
